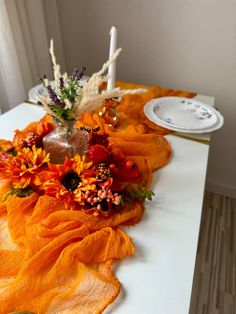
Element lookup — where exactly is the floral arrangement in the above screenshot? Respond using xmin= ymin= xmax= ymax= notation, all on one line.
xmin=38 ymin=40 xmax=146 ymax=124
xmin=0 ymin=40 xmax=153 ymax=216
xmin=0 ymin=126 xmax=154 ymax=215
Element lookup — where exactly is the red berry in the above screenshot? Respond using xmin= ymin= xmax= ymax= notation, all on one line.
xmin=109 ymin=163 xmax=119 ymax=175
xmin=125 ymin=160 xmax=135 ymax=169
xmin=121 ymin=161 xmax=139 ymax=179
xmin=88 ymin=144 xmax=109 ymax=164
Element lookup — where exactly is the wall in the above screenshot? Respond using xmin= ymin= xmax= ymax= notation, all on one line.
xmin=44 ymin=0 xmax=236 ymax=197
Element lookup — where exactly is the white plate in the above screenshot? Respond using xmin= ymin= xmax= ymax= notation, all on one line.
xmin=151 ymin=97 xmax=217 ymax=130
xmin=144 ymin=97 xmax=224 ymax=134
xmin=28 ymin=76 xmax=89 ymax=103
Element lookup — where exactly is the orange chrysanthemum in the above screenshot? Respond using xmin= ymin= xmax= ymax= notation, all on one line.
xmin=0 ymin=146 xmax=50 ymax=189
xmin=40 ymin=155 xmax=97 ymax=209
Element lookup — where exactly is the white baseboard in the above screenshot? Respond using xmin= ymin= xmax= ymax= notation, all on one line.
xmin=205 ymin=181 xmax=236 ymax=199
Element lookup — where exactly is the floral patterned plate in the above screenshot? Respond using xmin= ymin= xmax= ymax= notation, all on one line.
xmin=144 ymin=97 xmax=224 ymax=133
xmin=151 ymin=97 xmax=218 ymax=130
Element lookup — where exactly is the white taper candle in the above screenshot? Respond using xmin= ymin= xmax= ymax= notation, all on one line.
xmin=107 ymin=26 xmax=117 ymax=91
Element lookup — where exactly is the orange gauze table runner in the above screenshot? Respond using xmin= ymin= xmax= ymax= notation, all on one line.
xmin=0 ymin=82 xmax=196 ymax=314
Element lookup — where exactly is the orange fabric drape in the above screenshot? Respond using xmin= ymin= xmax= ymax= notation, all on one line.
xmin=0 ymin=82 xmax=195 ymax=314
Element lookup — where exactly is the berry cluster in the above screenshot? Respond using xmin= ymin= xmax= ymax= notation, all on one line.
xmin=19 ymin=132 xmax=43 ymax=148
xmin=84 ymin=187 xmax=122 ymax=213
xmin=96 ymin=163 xmax=111 ymax=182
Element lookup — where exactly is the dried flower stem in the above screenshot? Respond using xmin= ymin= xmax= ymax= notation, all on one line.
xmin=49 ymin=39 xmax=61 ymax=92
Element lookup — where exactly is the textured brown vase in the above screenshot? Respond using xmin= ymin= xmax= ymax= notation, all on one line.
xmin=43 ymin=120 xmax=90 ymax=164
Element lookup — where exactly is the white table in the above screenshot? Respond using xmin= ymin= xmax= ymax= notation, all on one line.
xmin=0 ymin=95 xmax=214 ymax=314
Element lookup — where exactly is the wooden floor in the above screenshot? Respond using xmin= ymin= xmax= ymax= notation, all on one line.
xmin=190 ymin=191 xmax=236 ymax=314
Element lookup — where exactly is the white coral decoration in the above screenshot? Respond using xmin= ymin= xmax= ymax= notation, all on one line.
xmin=42 ymin=39 xmax=147 ymax=119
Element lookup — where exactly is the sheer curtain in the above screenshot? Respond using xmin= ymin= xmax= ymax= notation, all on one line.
xmin=0 ymin=0 xmax=55 ymax=113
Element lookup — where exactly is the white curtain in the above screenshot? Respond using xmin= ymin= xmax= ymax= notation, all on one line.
xmin=0 ymin=0 xmax=56 ymax=113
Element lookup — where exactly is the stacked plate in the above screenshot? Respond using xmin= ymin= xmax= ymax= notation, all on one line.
xmin=144 ymin=97 xmax=224 ymax=133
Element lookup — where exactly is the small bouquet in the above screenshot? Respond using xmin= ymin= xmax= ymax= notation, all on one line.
xmin=38 ymin=40 xmax=146 ymax=123
xmin=35 ymin=40 xmax=147 ymax=164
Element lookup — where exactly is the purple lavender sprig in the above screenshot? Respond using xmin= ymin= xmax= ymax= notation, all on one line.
xmin=79 ymin=66 xmax=86 ymax=80
xmin=59 ymin=76 xmax=64 ymax=90
xmin=72 ymin=68 xmax=78 ymax=81
xmin=47 ymin=85 xmax=65 ymax=109
xmin=72 ymin=66 xmax=86 ymax=81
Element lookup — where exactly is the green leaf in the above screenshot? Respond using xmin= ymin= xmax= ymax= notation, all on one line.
xmin=50 ymin=105 xmax=73 ymax=122
xmin=119 ymin=196 xmax=125 ymax=206
xmin=126 ymin=182 xmax=155 ymax=203
xmin=60 ymin=79 xmax=79 ymax=103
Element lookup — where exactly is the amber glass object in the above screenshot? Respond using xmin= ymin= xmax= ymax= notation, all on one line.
xmin=43 ymin=120 xmax=90 ymax=164
xmin=99 ymin=99 xmax=119 ymax=127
